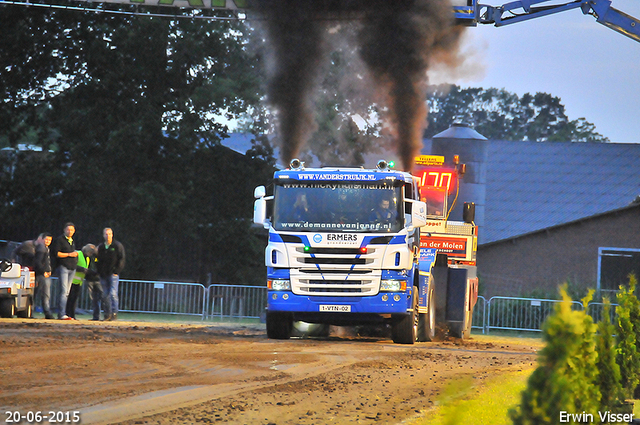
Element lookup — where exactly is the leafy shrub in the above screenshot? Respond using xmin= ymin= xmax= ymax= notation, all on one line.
xmin=509 ymin=287 xmax=600 ymax=425
xmin=595 ymin=298 xmax=624 ymax=411
xmin=615 ymin=274 xmax=640 ymax=399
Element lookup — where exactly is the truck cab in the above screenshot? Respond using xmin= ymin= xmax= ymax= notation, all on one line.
xmin=254 ymin=160 xmax=430 ymax=343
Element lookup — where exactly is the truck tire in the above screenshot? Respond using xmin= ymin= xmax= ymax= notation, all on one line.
xmin=266 ymin=311 xmax=293 ymax=340
xmin=16 ymin=297 xmax=33 ymax=319
xmin=392 ymin=287 xmax=417 ymax=344
xmin=0 ymin=298 xmax=15 ymax=318
xmin=418 ymin=286 xmax=436 ymax=342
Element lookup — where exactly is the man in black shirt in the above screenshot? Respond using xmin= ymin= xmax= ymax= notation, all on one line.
xmin=97 ymin=227 xmax=125 ymax=321
xmin=50 ymin=223 xmax=78 ymax=320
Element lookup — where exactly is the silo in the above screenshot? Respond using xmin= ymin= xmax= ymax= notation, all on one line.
xmin=431 ymin=123 xmax=488 ymax=229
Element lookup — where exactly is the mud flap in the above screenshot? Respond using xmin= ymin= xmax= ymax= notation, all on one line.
xmin=432 ymin=254 xmax=449 ymax=324
xmin=446 ymin=267 xmax=475 ymax=339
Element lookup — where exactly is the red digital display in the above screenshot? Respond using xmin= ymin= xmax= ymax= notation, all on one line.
xmin=413 ymin=165 xmax=457 ymax=217
xmin=413 ymin=168 xmax=457 ymax=194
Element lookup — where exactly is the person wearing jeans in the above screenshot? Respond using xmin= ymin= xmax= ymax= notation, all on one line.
xmin=82 ymin=246 xmax=103 ymax=321
xmin=97 ymin=228 xmax=125 ymax=321
xmin=34 ymin=233 xmax=54 ymax=319
xmin=51 ymin=223 xmax=77 ymax=320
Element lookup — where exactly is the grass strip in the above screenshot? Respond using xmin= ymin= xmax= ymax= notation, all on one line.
xmin=417 ymin=367 xmax=534 ymax=425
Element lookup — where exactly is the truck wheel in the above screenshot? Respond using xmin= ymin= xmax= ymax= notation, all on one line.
xmin=0 ymin=298 xmax=15 ymax=318
xmin=16 ymin=297 xmax=33 ymax=319
xmin=418 ymin=287 xmax=436 ymax=342
xmin=392 ymin=287 xmax=417 ymax=344
xmin=266 ymin=311 xmax=293 ymax=340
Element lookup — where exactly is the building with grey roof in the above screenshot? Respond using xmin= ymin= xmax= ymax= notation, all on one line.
xmin=422 ymin=126 xmax=640 ymax=246
xmin=483 ymin=140 xmax=640 ymax=245
xmin=422 ymin=124 xmax=640 ymax=296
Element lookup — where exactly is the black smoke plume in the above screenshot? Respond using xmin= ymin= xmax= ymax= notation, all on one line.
xmin=358 ymin=0 xmax=463 ymax=171
xmin=252 ymin=1 xmax=327 ymax=165
xmin=253 ymin=0 xmax=463 ymax=171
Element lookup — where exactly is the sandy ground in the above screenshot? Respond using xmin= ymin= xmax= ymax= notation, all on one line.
xmin=0 ymin=318 xmax=541 ymax=425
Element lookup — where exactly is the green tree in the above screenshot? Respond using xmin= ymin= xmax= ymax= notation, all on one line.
xmin=0 ymin=8 xmax=273 ymax=283
xmin=0 ymin=8 xmax=68 ymax=146
xmin=615 ymin=274 xmax=640 ymax=399
xmin=595 ymin=298 xmax=624 ymax=412
xmin=510 ymin=287 xmax=600 ymax=425
xmin=573 ymin=291 xmax=600 ymax=414
xmin=425 ymin=85 xmax=609 ymax=143
xmin=301 ymin=29 xmax=390 ymax=167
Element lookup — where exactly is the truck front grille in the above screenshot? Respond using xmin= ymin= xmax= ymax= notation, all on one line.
xmin=303 ymin=258 xmax=369 ymax=265
xmin=289 ymin=246 xmax=383 ymax=296
xmin=291 ymin=272 xmax=380 ymax=296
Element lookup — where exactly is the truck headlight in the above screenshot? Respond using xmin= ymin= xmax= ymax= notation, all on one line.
xmin=380 ymin=280 xmax=407 ymax=292
xmin=268 ymin=279 xmax=291 ymax=291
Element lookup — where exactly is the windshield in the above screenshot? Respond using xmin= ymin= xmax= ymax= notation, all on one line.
xmin=273 ymin=182 xmax=403 ymax=233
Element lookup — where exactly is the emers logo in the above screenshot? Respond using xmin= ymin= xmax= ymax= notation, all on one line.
xmin=324 ymin=234 xmax=360 ymax=246
xmin=313 ymin=234 xmax=323 ymax=243
xmin=327 ymin=234 xmax=358 ymax=241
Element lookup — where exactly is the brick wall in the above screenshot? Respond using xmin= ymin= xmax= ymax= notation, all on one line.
xmin=477 ymin=204 xmax=640 ymax=298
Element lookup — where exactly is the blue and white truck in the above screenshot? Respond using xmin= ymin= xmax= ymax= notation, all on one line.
xmin=253 ymin=157 xmax=478 ymax=344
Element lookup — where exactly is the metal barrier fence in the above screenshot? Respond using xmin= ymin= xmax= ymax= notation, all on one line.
xmin=205 ymin=284 xmax=268 ymax=319
xmin=485 ymin=297 xmax=583 ymax=333
xmin=35 ymin=280 xmax=620 ymax=333
xmin=37 ymin=278 xmax=267 ymax=320
xmin=118 ymin=280 xmax=206 ymax=317
xmin=481 ymin=297 xmax=620 ymax=334
xmin=586 ymin=301 xmax=619 ymax=324
xmin=471 ymin=295 xmax=486 ymax=333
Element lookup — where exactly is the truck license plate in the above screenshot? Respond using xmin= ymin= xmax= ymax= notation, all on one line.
xmin=320 ymin=305 xmax=351 ymax=312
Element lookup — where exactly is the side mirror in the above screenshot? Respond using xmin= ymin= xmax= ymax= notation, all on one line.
xmin=407 ymin=200 xmax=427 ymax=229
xmin=254 ymin=185 xmax=266 ymax=199
xmin=254 ymin=198 xmax=267 ymax=226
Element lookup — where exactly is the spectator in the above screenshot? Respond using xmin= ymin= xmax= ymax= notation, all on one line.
xmin=12 ymin=239 xmax=36 ymax=269
xmin=97 ymin=228 xmax=125 ymax=321
xmin=83 ymin=245 xmax=102 ymax=321
xmin=50 ymin=223 xmax=78 ymax=320
xmin=34 ymin=233 xmax=54 ymax=320
xmin=66 ymin=244 xmax=97 ymax=321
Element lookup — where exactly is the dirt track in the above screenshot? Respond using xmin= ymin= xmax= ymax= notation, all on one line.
xmin=0 ymin=318 xmax=540 ymax=424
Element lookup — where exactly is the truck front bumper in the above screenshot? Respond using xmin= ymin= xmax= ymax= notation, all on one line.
xmin=267 ymin=290 xmax=412 ymax=315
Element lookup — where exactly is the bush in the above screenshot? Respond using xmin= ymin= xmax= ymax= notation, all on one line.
xmin=509 ymin=287 xmax=600 ymax=425
xmin=615 ymin=274 xmax=640 ymax=399
xmin=595 ymin=298 xmax=624 ymax=411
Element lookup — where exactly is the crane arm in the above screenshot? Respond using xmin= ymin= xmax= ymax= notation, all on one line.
xmin=589 ymin=1 xmax=640 ymax=42
xmin=477 ymin=0 xmax=640 ymax=42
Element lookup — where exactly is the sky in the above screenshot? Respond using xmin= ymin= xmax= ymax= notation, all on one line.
xmin=429 ymin=0 xmax=640 ymax=143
